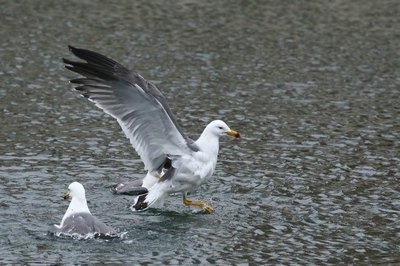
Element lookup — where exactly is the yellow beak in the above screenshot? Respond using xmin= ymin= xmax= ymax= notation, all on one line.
xmin=227 ymin=130 xmax=240 ymax=138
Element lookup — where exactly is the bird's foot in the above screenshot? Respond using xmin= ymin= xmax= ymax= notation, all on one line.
xmin=183 ymin=197 xmax=214 ymax=214
xmin=201 ymin=204 xmax=214 ymax=214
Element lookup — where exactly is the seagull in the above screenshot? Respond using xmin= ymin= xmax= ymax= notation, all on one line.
xmin=48 ymin=182 xmax=118 ymax=238
xmin=63 ymin=46 xmax=240 ymax=213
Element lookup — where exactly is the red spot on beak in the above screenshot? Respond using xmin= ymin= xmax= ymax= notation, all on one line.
xmin=235 ymin=133 xmax=241 ymax=138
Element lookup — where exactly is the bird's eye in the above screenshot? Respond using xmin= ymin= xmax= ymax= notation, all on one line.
xmin=218 ymin=126 xmax=223 ymax=129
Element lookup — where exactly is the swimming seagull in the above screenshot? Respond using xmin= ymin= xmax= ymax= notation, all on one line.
xmin=48 ymin=181 xmax=117 ymax=238
xmin=63 ymin=46 xmax=240 ymax=213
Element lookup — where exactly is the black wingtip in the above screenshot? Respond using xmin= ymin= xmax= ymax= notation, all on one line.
xmin=68 ymin=45 xmax=77 ymax=53
xmin=131 ymin=194 xmax=148 ymax=211
xmin=64 ymin=64 xmax=74 ymax=71
xmin=67 ymin=45 xmax=85 ymax=59
xmin=67 ymin=45 xmax=92 ymax=60
xmin=63 ymin=58 xmax=73 ymax=66
xmin=64 ymin=45 xmax=121 ymax=71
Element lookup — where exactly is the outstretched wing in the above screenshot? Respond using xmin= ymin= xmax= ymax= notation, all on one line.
xmin=63 ymin=46 xmax=198 ymax=171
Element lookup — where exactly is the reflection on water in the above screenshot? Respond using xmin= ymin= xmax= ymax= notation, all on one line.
xmin=1 ymin=0 xmax=399 ymax=264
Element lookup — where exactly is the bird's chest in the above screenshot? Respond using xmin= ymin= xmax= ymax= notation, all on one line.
xmin=172 ymin=152 xmax=217 ymax=191
xmin=191 ymin=152 xmax=217 ymax=179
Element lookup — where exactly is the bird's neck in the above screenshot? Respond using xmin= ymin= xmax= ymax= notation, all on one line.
xmin=60 ymin=197 xmax=90 ymax=226
xmin=195 ymin=132 xmax=220 ymax=156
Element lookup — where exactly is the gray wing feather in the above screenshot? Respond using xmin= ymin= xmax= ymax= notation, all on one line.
xmin=50 ymin=213 xmax=117 ymax=236
xmin=64 ymin=46 xmax=198 ymax=171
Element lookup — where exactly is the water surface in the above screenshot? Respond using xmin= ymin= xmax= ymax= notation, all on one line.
xmin=1 ymin=0 xmax=399 ymax=264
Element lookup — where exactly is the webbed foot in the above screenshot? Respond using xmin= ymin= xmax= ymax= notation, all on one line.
xmin=183 ymin=196 xmax=214 ymax=214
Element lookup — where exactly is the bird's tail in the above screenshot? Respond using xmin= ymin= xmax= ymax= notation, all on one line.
xmin=131 ymin=194 xmax=149 ymax=211
xmin=130 ymin=182 xmax=169 ymax=211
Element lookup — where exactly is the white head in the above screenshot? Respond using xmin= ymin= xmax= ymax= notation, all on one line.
xmin=195 ymin=120 xmax=240 ymax=154
xmin=64 ymin=181 xmax=87 ymax=202
xmin=205 ymin=120 xmax=240 ymax=138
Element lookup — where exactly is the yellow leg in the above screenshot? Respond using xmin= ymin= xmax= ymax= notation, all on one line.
xmin=183 ymin=196 xmax=214 ymax=213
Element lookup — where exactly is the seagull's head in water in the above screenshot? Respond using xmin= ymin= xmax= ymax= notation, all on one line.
xmin=50 ymin=181 xmax=118 ymax=237
xmin=203 ymin=120 xmax=241 ymax=139
xmin=61 ymin=181 xmax=90 ymax=223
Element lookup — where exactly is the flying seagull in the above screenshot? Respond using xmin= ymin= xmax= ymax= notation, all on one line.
xmin=48 ymin=182 xmax=118 ymax=238
xmin=63 ymin=46 xmax=240 ymax=213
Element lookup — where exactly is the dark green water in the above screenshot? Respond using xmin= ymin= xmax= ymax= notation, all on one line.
xmin=1 ymin=0 xmax=399 ymax=264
